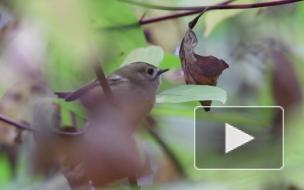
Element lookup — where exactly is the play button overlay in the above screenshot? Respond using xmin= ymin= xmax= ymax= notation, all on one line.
xmin=194 ymin=106 xmax=284 ymax=170
xmin=225 ymin=123 xmax=254 ymax=154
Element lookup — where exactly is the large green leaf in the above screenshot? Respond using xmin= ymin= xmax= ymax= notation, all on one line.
xmin=121 ymin=45 xmax=164 ymax=67
xmin=87 ymin=0 xmax=147 ymax=71
xmin=156 ymin=85 xmax=227 ymax=103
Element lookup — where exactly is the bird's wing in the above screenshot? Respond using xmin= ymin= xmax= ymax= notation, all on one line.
xmin=54 ymin=80 xmax=99 ymax=101
xmin=107 ymin=74 xmax=129 ymax=85
xmin=55 ymin=74 xmax=129 ymax=101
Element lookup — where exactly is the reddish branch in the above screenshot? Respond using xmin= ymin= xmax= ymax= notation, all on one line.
xmin=0 ymin=113 xmax=88 ymax=136
xmin=119 ymin=0 xmax=303 ymax=25
xmin=120 ymin=0 xmax=235 ymax=11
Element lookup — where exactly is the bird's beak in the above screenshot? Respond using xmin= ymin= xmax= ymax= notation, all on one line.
xmin=157 ymin=69 xmax=169 ymax=76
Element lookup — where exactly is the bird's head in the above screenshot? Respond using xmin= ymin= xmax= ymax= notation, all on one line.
xmin=114 ymin=62 xmax=169 ymax=92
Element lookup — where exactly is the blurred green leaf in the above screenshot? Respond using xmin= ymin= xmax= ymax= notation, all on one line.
xmin=0 ymin=154 xmax=11 ymax=188
xmin=121 ymin=45 xmax=164 ymax=66
xmin=87 ymin=0 xmax=147 ymax=71
xmin=16 ymin=0 xmax=146 ymax=91
xmin=13 ymin=0 xmax=148 ymax=121
xmin=16 ymin=0 xmax=95 ymax=90
xmin=156 ymin=85 xmax=227 ymax=103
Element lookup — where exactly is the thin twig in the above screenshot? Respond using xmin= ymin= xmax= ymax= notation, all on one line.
xmin=187 ymin=0 xmax=231 ymax=29
xmin=0 ymin=114 xmax=37 ymax=132
xmin=120 ymin=0 xmax=303 ymax=11
xmin=188 ymin=0 xmax=235 ymax=29
xmin=119 ymin=0 xmax=303 ymax=26
xmin=145 ymin=116 xmax=187 ymax=178
xmin=139 ymin=11 xmax=147 ymax=22
xmin=120 ymin=0 xmax=234 ymax=10
xmin=0 ymin=114 xmax=88 ymax=136
xmin=93 ymin=58 xmax=114 ymax=101
xmin=105 ymin=0 xmax=233 ymax=29
xmin=139 ymin=10 xmax=203 ymax=26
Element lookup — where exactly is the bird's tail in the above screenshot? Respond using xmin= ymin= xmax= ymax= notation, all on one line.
xmin=54 ymin=91 xmax=75 ymax=101
xmin=54 ymin=88 xmax=90 ymax=101
xmin=200 ymin=100 xmax=211 ymax=112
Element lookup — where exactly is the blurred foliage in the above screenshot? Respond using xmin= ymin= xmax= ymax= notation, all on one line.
xmin=0 ymin=0 xmax=304 ymax=189
xmin=14 ymin=0 xmax=147 ymax=91
xmin=122 ymin=45 xmax=164 ymax=66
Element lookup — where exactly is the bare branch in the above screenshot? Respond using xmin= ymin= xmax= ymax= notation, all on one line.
xmin=0 ymin=114 xmax=37 ymax=132
xmin=119 ymin=0 xmax=304 ymax=26
xmin=120 ymin=0 xmax=303 ymax=11
xmin=0 ymin=114 xmax=88 ymax=136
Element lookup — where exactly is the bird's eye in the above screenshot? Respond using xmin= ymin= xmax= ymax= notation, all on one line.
xmin=146 ymin=68 xmax=155 ymax=75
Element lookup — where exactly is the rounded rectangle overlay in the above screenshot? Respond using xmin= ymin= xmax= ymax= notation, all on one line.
xmin=194 ymin=106 xmax=284 ymax=171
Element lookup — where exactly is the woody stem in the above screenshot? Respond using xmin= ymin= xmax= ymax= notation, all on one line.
xmin=0 ymin=114 xmax=37 ymax=132
xmin=118 ymin=0 xmax=303 ymax=26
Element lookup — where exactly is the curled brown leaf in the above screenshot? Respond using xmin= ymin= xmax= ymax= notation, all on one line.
xmin=179 ymin=29 xmax=229 ymax=111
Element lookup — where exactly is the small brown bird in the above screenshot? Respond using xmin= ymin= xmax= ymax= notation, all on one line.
xmin=55 ymin=62 xmax=169 ymax=124
xmin=32 ymin=62 xmax=169 ymax=188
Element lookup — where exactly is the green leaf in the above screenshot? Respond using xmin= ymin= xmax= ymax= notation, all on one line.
xmin=121 ymin=45 xmax=164 ymax=67
xmin=0 ymin=154 xmax=11 ymax=188
xmin=156 ymin=85 xmax=227 ymax=103
xmin=87 ymin=0 xmax=147 ymax=71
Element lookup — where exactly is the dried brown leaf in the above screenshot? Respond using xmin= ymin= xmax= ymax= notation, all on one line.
xmin=179 ymin=29 xmax=229 ymax=111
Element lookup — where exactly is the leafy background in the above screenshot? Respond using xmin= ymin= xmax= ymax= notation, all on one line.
xmin=0 ymin=0 xmax=304 ymax=189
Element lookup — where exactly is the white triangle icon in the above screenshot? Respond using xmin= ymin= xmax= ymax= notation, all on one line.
xmin=225 ymin=123 xmax=255 ymax=154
